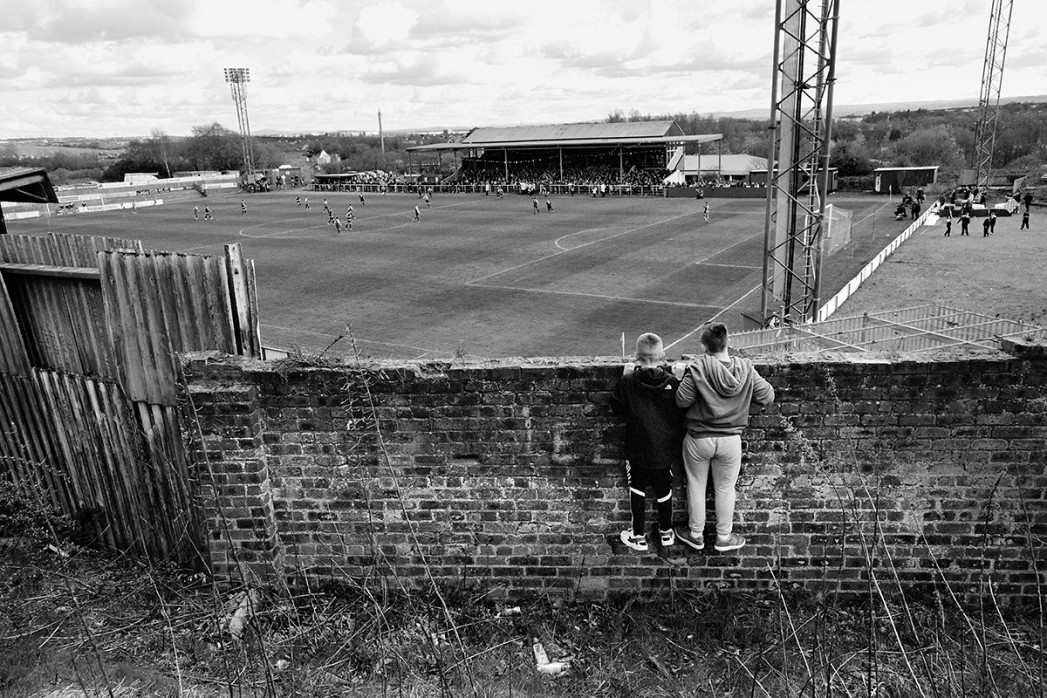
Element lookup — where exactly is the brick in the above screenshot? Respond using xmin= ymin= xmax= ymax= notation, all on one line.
xmin=180 ymin=352 xmax=1047 ymax=604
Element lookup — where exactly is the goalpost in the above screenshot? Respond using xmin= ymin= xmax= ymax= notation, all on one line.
xmin=823 ymin=203 xmax=853 ymax=257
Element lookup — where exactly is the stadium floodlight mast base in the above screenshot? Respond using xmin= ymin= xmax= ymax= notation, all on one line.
xmin=760 ymin=0 xmax=840 ymax=327
xmin=224 ymin=67 xmax=255 ymax=189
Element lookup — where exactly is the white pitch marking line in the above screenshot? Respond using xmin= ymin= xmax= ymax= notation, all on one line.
xmin=471 ymin=209 xmax=702 ymax=284
xmin=664 ymin=282 xmax=762 ymax=352
xmin=699 ymin=263 xmax=763 ymax=270
xmin=690 ymin=230 xmax=764 ymax=266
xmin=554 ymin=227 xmax=630 ymax=250
xmin=469 ymin=282 xmax=711 ymax=309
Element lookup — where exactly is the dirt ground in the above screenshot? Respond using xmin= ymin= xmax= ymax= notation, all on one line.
xmin=831 ymin=205 xmax=1046 ymax=327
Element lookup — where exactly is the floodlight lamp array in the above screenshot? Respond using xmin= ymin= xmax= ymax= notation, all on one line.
xmin=224 ymin=68 xmax=250 ymax=83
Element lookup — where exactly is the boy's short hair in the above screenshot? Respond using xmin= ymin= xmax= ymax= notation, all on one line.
xmin=700 ymin=323 xmax=729 ymax=353
xmin=635 ymin=333 xmax=664 ymax=360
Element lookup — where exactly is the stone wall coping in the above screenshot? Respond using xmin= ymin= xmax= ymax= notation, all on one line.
xmin=180 ymin=346 xmax=1028 ymax=379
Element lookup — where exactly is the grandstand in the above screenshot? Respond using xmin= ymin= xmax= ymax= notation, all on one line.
xmin=407 ymin=121 xmax=721 ymax=193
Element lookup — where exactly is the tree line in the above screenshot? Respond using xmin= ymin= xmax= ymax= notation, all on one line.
xmin=608 ymin=102 xmax=1047 ymax=178
xmin=5 ymin=102 xmax=1045 ymax=187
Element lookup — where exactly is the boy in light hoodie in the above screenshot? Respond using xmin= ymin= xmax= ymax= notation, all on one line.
xmin=675 ymin=323 xmax=774 ymax=552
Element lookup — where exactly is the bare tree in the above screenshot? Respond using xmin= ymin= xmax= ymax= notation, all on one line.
xmin=151 ymin=128 xmax=173 ymax=178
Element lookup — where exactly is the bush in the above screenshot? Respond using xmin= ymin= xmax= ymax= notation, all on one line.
xmin=837 ymin=175 xmax=874 ymax=192
xmin=0 ymin=477 xmax=66 ymax=541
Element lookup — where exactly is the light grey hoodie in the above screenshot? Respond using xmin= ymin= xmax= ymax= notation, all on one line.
xmin=675 ymin=355 xmax=775 ymax=437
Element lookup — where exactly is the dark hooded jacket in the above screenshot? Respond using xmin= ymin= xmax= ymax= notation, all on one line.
xmin=676 ymin=355 xmax=774 ymax=437
xmin=610 ymin=366 xmax=684 ymax=471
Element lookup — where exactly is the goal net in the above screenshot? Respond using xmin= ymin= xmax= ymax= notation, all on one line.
xmin=823 ymin=204 xmax=852 ymax=257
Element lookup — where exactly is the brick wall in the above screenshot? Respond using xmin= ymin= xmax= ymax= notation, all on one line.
xmin=179 ymin=347 xmax=1047 ymax=602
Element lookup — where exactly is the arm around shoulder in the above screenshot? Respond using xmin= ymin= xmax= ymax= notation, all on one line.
xmin=752 ymin=369 xmax=775 ymax=405
xmin=675 ymin=368 xmax=697 ymax=408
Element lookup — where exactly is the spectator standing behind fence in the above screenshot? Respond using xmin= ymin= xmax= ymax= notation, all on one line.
xmin=610 ymin=333 xmax=685 ymax=552
xmin=675 ymin=323 xmax=774 ymax=553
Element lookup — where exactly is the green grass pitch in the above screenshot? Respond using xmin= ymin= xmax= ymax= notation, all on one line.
xmin=9 ymin=190 xmax=908 ymax=360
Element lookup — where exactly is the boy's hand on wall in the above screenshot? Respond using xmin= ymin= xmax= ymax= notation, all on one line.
xmin=623 ymin=363 xmax=636 ymax=376
xmin=671 ymin=362 xmax=687 ymax=380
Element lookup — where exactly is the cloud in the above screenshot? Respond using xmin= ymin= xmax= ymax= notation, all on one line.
xmin=360 ymin=56 xmax=465 ymax=86
xmin=6 ymin=0 xmax=187 ymax=43
xmin=408 ymin=7 xmax=521 ymax=42
xmin=350 ymin=1 xmax=419 ymax=53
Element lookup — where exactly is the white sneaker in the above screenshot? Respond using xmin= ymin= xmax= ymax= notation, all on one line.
xmin=619 ymin=530 xmax=649 ymax=552
xmin=659 ymin=529 xmax=676 ymax=547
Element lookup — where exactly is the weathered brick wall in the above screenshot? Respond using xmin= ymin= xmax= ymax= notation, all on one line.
xmin=180 ymin=347 xmax=1047 ymax=601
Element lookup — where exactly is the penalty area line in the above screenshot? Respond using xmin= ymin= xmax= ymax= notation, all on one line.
xmin=467 ymin=282 xmax=710 ymax=309
xmin=472 ymin=209 xmax=703 ymax=285
xmin=663 ymin=282 xmax=762 ymax=352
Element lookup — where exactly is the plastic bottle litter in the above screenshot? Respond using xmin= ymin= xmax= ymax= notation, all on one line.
xmin=533 ymin=640 xmax=568 ymax=676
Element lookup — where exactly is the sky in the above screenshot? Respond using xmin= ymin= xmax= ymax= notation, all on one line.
xmin=2 ymin=0 xmax=1046 ymax=139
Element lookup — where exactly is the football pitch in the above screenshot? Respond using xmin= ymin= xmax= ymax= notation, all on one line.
xmin=8 ymin=190 xmax=909 ymax=360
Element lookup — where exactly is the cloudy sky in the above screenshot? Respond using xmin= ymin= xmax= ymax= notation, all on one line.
xmin=2 ymin=0 xmax=1045 ymax=139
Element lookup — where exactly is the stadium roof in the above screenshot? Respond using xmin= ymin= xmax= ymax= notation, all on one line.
xmin=407 ymin=120 xmax=721 ymax=152
xmin=0 ymin=167 xmax=58 ymax=204
xmin=466 ymin=120 xmax=684 ymax=143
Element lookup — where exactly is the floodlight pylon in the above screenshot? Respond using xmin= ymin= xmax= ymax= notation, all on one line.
xmin=760 ymin=0 xmax=840 ymax=327
xmin=223 ymin=68 xmax=255 ymax=183
xmin=973 ymin=0 xmax=1014 ymax=190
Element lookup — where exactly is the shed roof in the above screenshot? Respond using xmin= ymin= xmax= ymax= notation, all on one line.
xmin=0 ymin=167 xmax=59 ymax=204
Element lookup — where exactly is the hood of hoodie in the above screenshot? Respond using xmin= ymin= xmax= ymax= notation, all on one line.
xmin=634 ymin=366 xmax=675 ymax=390
xmin=695 ymin=355 xmax=749 ymax=397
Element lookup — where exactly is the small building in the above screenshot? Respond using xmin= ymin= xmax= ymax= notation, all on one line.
xmin=749 ymin=167 xmax=839 ymax=193
xmin=269 ymin=165 xmax=304 ymax=187
xmin=675 ymin=154 xmax=769 ymax=184
xmin=873 ymin=166 xmax=939 ymax=195
xmin=123 ymin=172 xmax=159 ymax=185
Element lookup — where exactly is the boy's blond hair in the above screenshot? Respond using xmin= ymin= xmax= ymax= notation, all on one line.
xmin=635 ymin=333 xmax=664 ymax=361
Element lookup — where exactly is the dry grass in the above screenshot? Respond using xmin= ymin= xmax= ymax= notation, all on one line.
xmin=1 ymin=534 xmax=1045 ymax=698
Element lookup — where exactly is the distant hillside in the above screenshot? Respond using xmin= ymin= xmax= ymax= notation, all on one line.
xmin=715 ymin=94 xmax=1047 ymax=120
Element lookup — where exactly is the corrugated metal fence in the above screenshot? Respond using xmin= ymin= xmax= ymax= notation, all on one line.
xmin=0 ymin=232 xmax=260 ymax=564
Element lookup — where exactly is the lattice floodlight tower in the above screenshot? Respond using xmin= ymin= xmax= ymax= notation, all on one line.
xmin=973 ymin=0 xmax=1014 ymax=190
xmin=760 ymin=0 xmax=840 ymax=326
xmin=223 ymin=68 xmax=255 ymax=184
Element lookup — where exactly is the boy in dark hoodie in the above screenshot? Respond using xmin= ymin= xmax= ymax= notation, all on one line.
xmin=675 ymin=323 xmax=774 ymax=552
xmin=610 ymin=333 xmax=685 ymax=552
